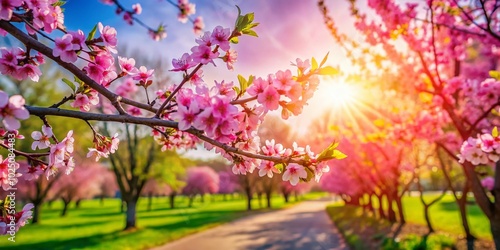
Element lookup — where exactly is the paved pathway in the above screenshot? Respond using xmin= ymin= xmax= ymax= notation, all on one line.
xmin=151 ymin=198 xmax=348 ymax=250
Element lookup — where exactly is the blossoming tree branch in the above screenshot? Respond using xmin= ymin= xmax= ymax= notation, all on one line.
xmin=0 ymin=0 xmax=346 ymax=234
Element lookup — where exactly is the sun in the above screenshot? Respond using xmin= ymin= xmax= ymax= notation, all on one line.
xmin=323 ymin=80 xmax=360 ymax=108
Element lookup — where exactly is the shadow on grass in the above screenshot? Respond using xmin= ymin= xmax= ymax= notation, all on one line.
xmin=8 ymin=211 xmax=250 ymax=250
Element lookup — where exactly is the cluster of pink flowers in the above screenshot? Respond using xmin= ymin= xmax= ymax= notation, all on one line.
xmin=177 ymin=0 xmax=196 ymax=23
xmin=70 ymin=90 xmax=99 ymax=112
xmin=458 ymin=128 xmax=500 ymax=166
xmin=193 ymin=16 xmax=204 ymax=35
xmin=0 ymin=47 xmax=43 ymax=82
xmin=52 ymin=30 xmax=86 ymax=63
xmin=152 ymin=127 xmax=198 ymax=152
xmin=246 ymin=61 xmax=320 ymax=119
xmin=0 ymin=0 xmax=64 ymax=35
xmin=0 ymin=203 xmax=34 ymax=235
xmin=45 ymin=130 xmax=75 ymax=178
xmin=0 ymin=91 xmax=29 ymax=131
xmin=87 ymin=133 xmax=120 ymax=162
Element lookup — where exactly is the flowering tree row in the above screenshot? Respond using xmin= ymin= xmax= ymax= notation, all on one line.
xmin=318 ymin=0 xmax=500 ymax=246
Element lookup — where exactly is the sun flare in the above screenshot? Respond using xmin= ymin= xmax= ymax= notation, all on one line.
xmin=324 ymin=81 xmax=360 ymax=107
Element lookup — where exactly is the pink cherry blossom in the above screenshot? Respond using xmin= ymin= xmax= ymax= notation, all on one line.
xmin=98 ymin=22 xmax=118 ymax=49
xmin=171 ymin=53 xmax=194 ymax=72
xmin=53 ymin=34 xmax=78 ymax=63
xmin=222 ymin=49 xmax=237 ymax=70
xmin=258 ymin=161 xmax=280 ymax=178
xmin=118 ymin=56 xmax=138 ymax=74
xmin=132 ymin=66 xmax=154 ymax=86
xmin=481 ymin=176 xmax=495 ymax=191
xmin=211 ymin=26 xmax=231 ymax=51
xmin=132 ymin=3 xmax=142 ymax=14
xmin=177 ymin=0 xmax=195 ymax=23
xmin=31 ymin=125 xmax=53 ymax=150
xmin=257 ymin=85 xmax=280 ymax=111
xmin=0 ymin=92 xmax=29 ymax=131
xmin=282 ymin=163 xmax=307 ymax=186
xmin=191 ymin=45 xmax=219 ymax=65
xmin=171 ymin=102 xmax=200 ymax=131
xmin=0 ymin=0 xmax=22 ymax=20
xmin=193 ymin=16 xmax=204 ymax=35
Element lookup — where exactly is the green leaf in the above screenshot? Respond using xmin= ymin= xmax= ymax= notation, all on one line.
xmin=274 ymin=163 xmax=285 ymax=173
xmin=242 ymin=29 xmax=258 ymax=37
xmin=247 ymin=75 xmax=255 ymax=86
xmin=300 ymin=167 xmax=314 ymax=182
xmin=489 ymin=70 xmax=500 ymax=80
xmin=237 ymin=74 xmax=247 ymax=93
xmin=311 ymin=57 xmax=318 ymax=71
xmin=62 ymin=78 xmax=76 ymax=92
xmin=318 ymin=66 xmax=339 ymax=76
xmin=52 ymin=1 xmax=66 ymax=7
xmin=317 ymin=141 xmax=347 ymax=161
xmin=87 ymin=24 xmax=98 ymax=41
xmin=230 ymin=37 xmax=239 ymax=44
xmin=320 ymin=52 xmax=329 ymax=67
xmin=493 ymin=126 xmax=499 ymax=137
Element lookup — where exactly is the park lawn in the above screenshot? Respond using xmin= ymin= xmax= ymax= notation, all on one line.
xmin=0 ymin=192 xmax=325 ymax=250
xmin=402 ymin=194 xmax=491 ymax=240
xmin=327 ymin=193 xmax=492 ymax=249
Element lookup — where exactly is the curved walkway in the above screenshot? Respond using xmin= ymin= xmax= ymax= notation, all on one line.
xmin=151 ymin=198 xmax=348 ymax=250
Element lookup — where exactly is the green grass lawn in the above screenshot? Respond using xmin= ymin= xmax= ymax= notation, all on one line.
xmin=0 ymin=192 xmax=325 ymax=250
xmin=327 ymin=193 xmax=492 ymax=249
xmin=402 ymin=193 xmax=490 ymax=240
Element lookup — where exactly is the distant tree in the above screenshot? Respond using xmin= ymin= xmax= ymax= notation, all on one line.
xmin=218 ymin=170 xmax=239 ymax=200
xmin=182 ymin=166 xmax=219 ymax=207
xmin=51 ymin=162 xmax=101 ymax=216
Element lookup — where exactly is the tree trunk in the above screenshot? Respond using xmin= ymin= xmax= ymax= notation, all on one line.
xmin=395 ymin=195 xmax=405 ymax=224
xmin=125 ymin=199 xmax=138 ymax=230
xmin=200 ymin=194 xmax=205 ymax=203
xmin=423 ymin=204 xmax=434 ymax=234
xmin=169 ymin=193 xmax=176 ymax=209
xmin=61 ymin=200 xmax=70 ymax=217
xmin=376 ymin=194 xmax=386 ymax=219
xmin=100 ymin=195 xmax=105 ymax=206
xmin=491 ymin=215 xmax=500 ymax=250
xmin=75 ymin=199 xmax=81 ymax=208
xmin=294 ymin=191 xmax=299 ymax=202
xmin=257 ymin=192 xmax=262 ymax=208
xmin=188 ymin=195 xmax=194 ymax=207
xmin=284 ymin=193 xmax=290 ymax=203
xmin=265 ymin=191 xmax=272 ymax=208
xmin=32 ymin=203 xmax=41 ymax=224
xmin=386 ymin=194 xmax=397 ymax=223
xmin=458 ymin=195 xmax=475 ymax=250
xmin=147 ymin=192 xmax=153 ymax=211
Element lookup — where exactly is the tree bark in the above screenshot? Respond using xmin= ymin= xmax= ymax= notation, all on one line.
xmin=283 ymin=193 xmax=289 ymax=203
xmin=125 ymin=199 xmax=138 ymax=230
xmin=265 ymin=191 xmax=272 ymax=208
xmin=32 ymin=203 xmax=41 ymax=224
xmin=491 ymin=215 xmax=500 ymax=250
xmin=169 ymin=192 xmax=176 ymax=209
xmin=244 ymin=185 xmax=252 ymax=211
xmin=75 ymin=199 xmax=81 ymax=208
xmin=376 ymin=194 xmax=386 ymax=219
xmin=61 ymin=200 xmax=70 ymax=217
xmin=386 ymin=194 xmax=397 ymax=223
xmin=395 ymin=195 xmax=405 ymax=224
